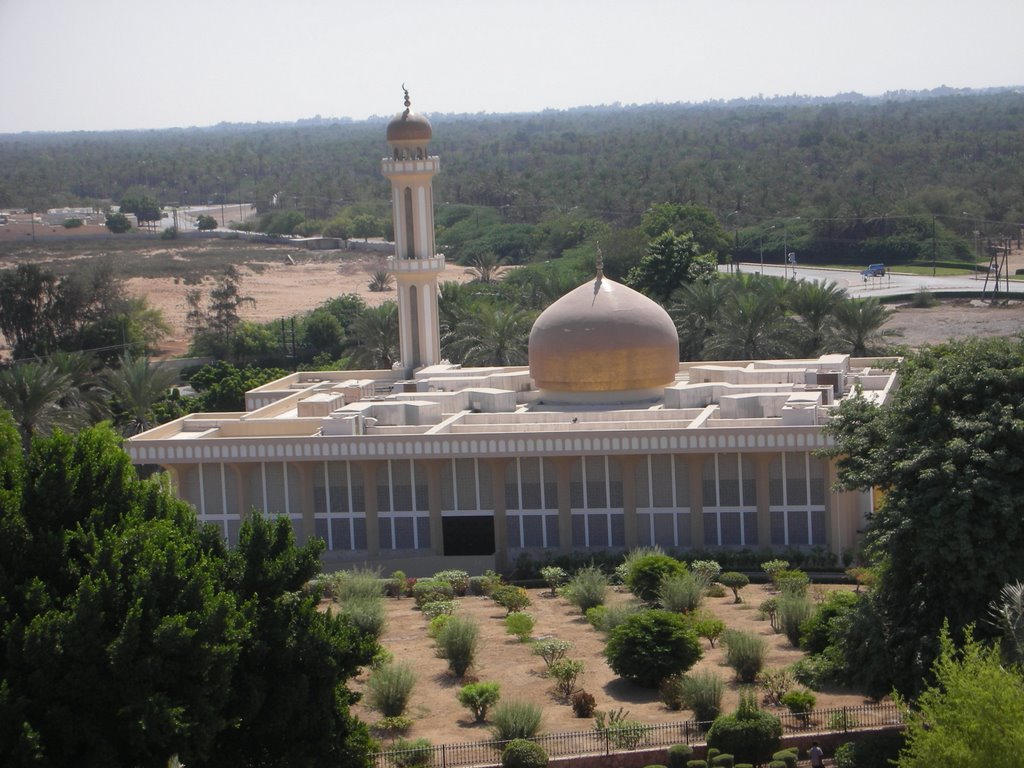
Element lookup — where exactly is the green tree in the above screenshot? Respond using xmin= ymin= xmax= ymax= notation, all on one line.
xmin=0 ymin=263 xmax=61 ymax=357
xmin=788 ymin=279 xmax=846 ymax=356
xmin=104 ymin=353 xmax=179 ymax=435
xmin=897 ymin=625 xmax=1024 ymax=767
xmin=350 ymin=213 xmax=382 ymax=241
xmin=302 ymin=310 xmax=346 ymax=359
xmin=445 ymin=303 xmax=535 ymax=367
xmin=825 ymin=338 xmax=1024 ymax=695
xmin=626 ymin=231 xmax=717 ymax=303
xmin=604 ymin=609 xmax=703 ymax=687
xmin=640 ymin=203 xmax=732 ymax=259
xmin=119 ymin=194 xmax=161 ymax=229
xmin=348 ymin=302 xmax=399 ymax=370
xmin=105 ymin=211 xmax=132 ymax=233
xmin=197 ymin=214 xmax=218 ymax=230
xmin=827 ymin=297 xmax=897 ymax=356
xmin=0 ymin=360 xmax=85 ymax=452
xmin=702 ymin=276 xmax=796 ymax=360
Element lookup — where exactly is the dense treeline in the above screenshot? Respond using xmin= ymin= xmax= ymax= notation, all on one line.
xmin=2 ymin=89 xmax=1022 ymax=262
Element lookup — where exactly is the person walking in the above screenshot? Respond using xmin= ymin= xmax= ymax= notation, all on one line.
xmin=809 ymin=740 xmax=825 ymax=768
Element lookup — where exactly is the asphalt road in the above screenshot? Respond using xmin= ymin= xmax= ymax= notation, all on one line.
xmin=731 ymin=262 xmax=1024 ymax=298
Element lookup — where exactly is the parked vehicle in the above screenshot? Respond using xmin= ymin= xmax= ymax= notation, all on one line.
xmin=861 ymin=263 xmax=886 ymax=277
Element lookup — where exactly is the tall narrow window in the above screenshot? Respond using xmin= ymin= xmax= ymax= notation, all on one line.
xmin=403 ymin=187 xmax=414 ymax=258
xmin=409 ymin=285 xmax=420 ymax=367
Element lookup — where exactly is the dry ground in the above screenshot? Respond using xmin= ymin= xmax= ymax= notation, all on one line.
xmin=348 ymin=584 xmax=870 ymax=746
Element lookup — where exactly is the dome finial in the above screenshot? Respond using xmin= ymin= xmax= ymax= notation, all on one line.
xmin=402 ymin=83 xmax=411 ymax=115
xmin=595 ymin=242 xmax=604 ymax=282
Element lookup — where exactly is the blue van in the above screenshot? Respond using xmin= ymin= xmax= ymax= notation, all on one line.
xmin=861 ymin=263 xmax=885 ymax=277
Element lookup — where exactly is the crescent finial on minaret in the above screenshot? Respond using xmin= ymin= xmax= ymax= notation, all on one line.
xmin=402 ymin=84 xmax=411 ymax=114
xmin=595 ymin=242 xmax=604 ymax=281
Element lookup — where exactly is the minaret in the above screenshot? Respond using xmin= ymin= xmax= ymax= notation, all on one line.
xmin=381 ymin=87 xmax=443 ymax=372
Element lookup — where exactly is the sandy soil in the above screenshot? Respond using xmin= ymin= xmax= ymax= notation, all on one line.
xmin=349 ymin=584 xmax=871 ymax=746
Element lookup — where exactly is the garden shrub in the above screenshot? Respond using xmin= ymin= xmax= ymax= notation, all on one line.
xmin=774 ymin=570 xmax=809 ymax=597
xmin=338 ymin=596 xmax=386 ymax=640
xmin=605 ymin=609 xmax=703 ymax=687
xmin=505 ymin=611 xmax=536 ymax=641
xmin=469 ymin=571 xmax=502 ymax=596
xmin=585 ymin=605 xmax=607 ymax=628
xmin=539 ymin=565 xmax=568 ymax=596
xmin=413 ymin=579 xmax=455 ymax=608
xmin=390 ymin=737 xmax=433 ymax=768
xmin=427 ymin=614 xmax=453 ymax=639
xmin=789 ymin=648 xmax=844 ymax=689
xmin=666 ymin=744 xmax=694 ymax=768
xmin=616 ymin=546 xmax=666 ymax=585
xmin=685 ymin=762 xmax=707 ymax=768
xmin=492 ymin=585 xmax=531 ymax=614
xmin=421 ymin=599 xmax=458 ymax=619
xmin=532 ymin=638 xmax=572 ymax=670
xmin=626 ymin=554 xmax=685 ymax=602
xmin=705 ymin=691 xmax=782 ymax=766
xmin=370 ymin=646 xmax=394 ymax=669
xmin=777 ymin=595 xmax=814 ymax=646
xmin=798 ymin=590 xmax=859 ymax=654
xmin=694 ymin=616 xmax=726 ymax=648
xmin=690 ymin=560 xmax=722 ymax=588
xmin=771 ymin=748 xmax=797 ymax=768
xmin=376 ymin=715 xmax=412 ymax=733
xmin=387 ymin=569 xmax=407 ymax=597
xmin=501 ymin=739 xmax=548 ymax=768
xmin=593 ymin=708 xmax=652 ymax=749
xmin=661 ymin=669 xmax=724 ymax=721
xmin=757 ymin=667 xmax=795 ymax=706
xmin=761 ymin=559 xmax=789 ymax=582
xmin=549 ymin=658 xmax=584 ymax=699
xmin=758 ymin=597 xmax=780 ymax=631
xmin=593 ymin=601 xmax=641 ymax=632
xmin=710 ymin=755 xmax=734 ymax=768
xmin=433 ymin=569 xmax=470 ymax=595
xmin=723 ymin=630 xmax=767 ymax=683
xmin=490 ymin=699 xmax=543 ymax=740
xmin=832 ymin=730 xmax=904 ymax=768
xmin=332 ymin=566 xmax=386 ymax=600
xmin=705 ymin=584 xmax=727 ymax=598
xmin=457 ymin=681 xmax=501 ymax=722
xmin=658 ymin=570 xmax=704 ymax=613
xmin=780 ymin=689 xmax=816 ymax=722
xmin=435 ymin=615 xmax=479 ymax=677
xmin=367 ymin=661 xmax=417 ymax=717
xmin=562 ymin=566 xmax=609 ymax=612
xmin=718 ymin=572 xmax=749 ymax=603
xmin=570 ymin=689 xmax=596 ymax=717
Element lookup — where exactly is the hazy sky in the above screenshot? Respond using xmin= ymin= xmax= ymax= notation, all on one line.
xmin=1 ymin=0 xmax=1021 ymax=133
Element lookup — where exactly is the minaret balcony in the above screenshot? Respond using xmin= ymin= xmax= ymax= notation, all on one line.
xmin=381 ymin=156 xmax=440 ymax=175
xmin=388 ymin=255 xmax=445 ymax=272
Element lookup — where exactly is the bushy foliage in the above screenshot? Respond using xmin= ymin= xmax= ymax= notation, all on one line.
xmin=757 ymin=667 xmax=795 ymax=706
xmin=561 ymin=565 xmax=609 ymax=612
xmin=501 ymin=739 xmax=548 ymax=768
xmin=833 ymin=731 xmax=905 ymax=768
xmin=705 ymin=692 xmax=783 ymax=765
xmin=427 ymin=614 xmax=453 ymax=639
xmin=490 ymin=700 xmax=543 ymax=741
xmin=539 ymin=565 xmax=568 ymax=596
xmin=532 ymin=638 xmax=572 ymax=670
xmin=469 ymin=572 xmax=502 ymax=596
xmin=593 ymin=708 xmax=652 ymax=749
xmin=435 ymin=615 xmax=479 ymax=677
xmin=588 ymin=601 xmax=641 ymax=633
xmin=616 ymin=546 xmax=666 ymax=585
xmin=505 ymin=612 xmax=536 ymax=641
xmin=694 ymin=615 xmax=727 ymax=648
xmin=412 ymin=579 xmax=455 ymax=608
xmin=391 ymin=737 xmax=433 ymax=768
xmin=457 ymin=681 xmax=501 ymax=722
xmin=549 ymin=658 xmax=585 ymax=699
xmin=421 ymin=599 xmax=458 ymax=619
xmin=690 ymin=560 xmax=722 ymax=588
xmin=758 ymin=597 xmax=780 ymax=632
xmin=779 ymin=689 xmax=816 ymax=721
xmin=492 ymin=585 xmax=531 ymax=614
xmin=604 ymin=610 xmax=703 ymax=687
xmin=723 ymin=630 xmax=767 ymax=683
xmin=571 ymin=690 xmax=596 ymax=717
xmin=661 ymin=669 xmax=724 ymax=721
xmin=337 ymin=595 xmax=387 ymax=640
xmin=432 ymin=569 xmax=470 ymax=596
xmin=658 ymin=570 xmax=705 ymax=614
xmin=626 ymin=554 xmax=686 ymax=602
xmin=777 ymin=594 xmax=814 ymax=646
xmin=666 ymin=744 xmax=694 ymax=768
xmin=388 ymin=569 xmax=408 ymax=597
xmin=718 ymin=572 xmax=749 ymax=603
xmin=773 ymin=569 xmax=810 ymax=597
xmin=761 ymin=559 xmax=789 ymax=580
xmin=367 ymin=662 xmax=417 ymax=717
xmin=799 ymin=590 xmax=859 ymax=653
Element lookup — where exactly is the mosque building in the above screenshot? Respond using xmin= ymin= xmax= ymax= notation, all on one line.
xmin=127 ymin=92 xmax=898 ymax=575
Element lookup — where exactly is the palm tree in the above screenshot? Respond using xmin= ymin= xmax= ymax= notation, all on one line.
xmin=348 ymin=302 xmax=400 ymax=369
xmin=104 ymin=354 xmax=179 ymax=436
xmin=670 ymin=279 xmax=727 ymax=361
xmin=828 ymin=297 xmax=899 ymax=356
xmin=788 ymin=279 xmax=847 ymax=356
xmin=465 ymin=252 xmax=504 ymax=284
xmin=702 ymin=281 xmax=798 ymax=360
xmin=49 ymin=350 xmax=110 ymax=423
xmin=447 ymin=304 xmax=535 ymax=366
xmin=0 ymin=360 xmax=85 ymax=452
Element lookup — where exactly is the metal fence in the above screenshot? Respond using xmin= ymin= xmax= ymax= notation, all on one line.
xmin=372 ymin=703 xmax=903 ymax=768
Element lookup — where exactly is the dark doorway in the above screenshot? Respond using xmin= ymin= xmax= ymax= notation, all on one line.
xmin=442 ymin=515 xmax=495 ymax=556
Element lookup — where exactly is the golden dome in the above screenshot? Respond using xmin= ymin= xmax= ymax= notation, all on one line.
xmin=387 ymin=86 xmax=432 ymax=143
xmin=387 ymin=110 xmax=432 ymax=143
xmin=528 ymin=274 xmax=679 ymax=397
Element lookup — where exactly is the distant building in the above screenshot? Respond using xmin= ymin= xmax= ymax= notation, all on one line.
xmin=128 ymin=93 xmax=897 ymax=575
